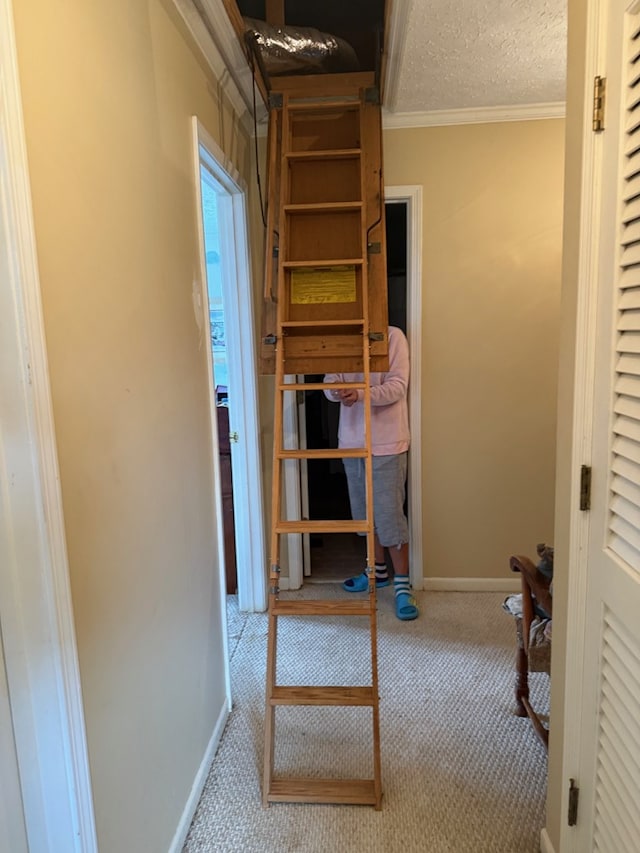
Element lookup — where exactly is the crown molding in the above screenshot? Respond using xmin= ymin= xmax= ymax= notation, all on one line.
xmin=172 ymin=0 xmax=267 ymax=131
xmin=382 ymin=101 xmax=566 ymax=129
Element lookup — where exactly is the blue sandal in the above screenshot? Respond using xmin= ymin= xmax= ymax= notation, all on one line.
xmin=395 ymin=591 xmax=419 ymax=621
xmin=342 ymin=572 xmax=390 ymax=592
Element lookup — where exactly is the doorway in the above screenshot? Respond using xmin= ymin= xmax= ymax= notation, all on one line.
xmin=193 ymin=119 xmax=266 ymax=614
xmin=296 ymin=190 xmax=422 ymax=586
xmin=200 ymin=170 xmax=236 ymax=596
xmin=303 ymin=200 xmax=408 ymax=582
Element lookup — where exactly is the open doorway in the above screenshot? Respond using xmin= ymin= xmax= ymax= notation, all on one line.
xmin=281 ymin=185 xmax=422 ymax=590
xmin=200 ymin=174 xmax=236 ymax=595
xmin=193 ymin=119 xmax=266 ymax=614
xmin=302 ymin=198 xmax=409 ymax=582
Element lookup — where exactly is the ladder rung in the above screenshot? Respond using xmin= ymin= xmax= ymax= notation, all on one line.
xmin=267 ymin=778 xmax=377 ymax=806
xmin=287 ymin=99 xmax=361 ymax=112
xmin=282 ymin=258 xmax=364 ymax=269
xmin=278 ymin=382 xmax=366 ymax=391
xmin=277 ymin=448 xmax=367 ymax=460
xmin=270 ymin=686 xmax=375 ymax=706
xmin=284 ymin=201 xmax=362 ymax=214
xmin=285 ymin=148 xmax=361 ymax=161
xmin=275 ymin=519 xmax=368 ymax=534
xmin=271 ymin=599 xmax=372 ymax=617
xmin=281 ymin=319 xmax=364 ymax=329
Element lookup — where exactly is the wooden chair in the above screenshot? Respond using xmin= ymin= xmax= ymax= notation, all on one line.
xmin=509 ymin=554 xmax=553 ymax=750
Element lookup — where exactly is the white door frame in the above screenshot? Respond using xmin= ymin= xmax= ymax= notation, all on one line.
xmin=0 ymin=1 xmax=97 ymax=849
xmin=385 ymin=186 xmax=424 ymax=590
xmin=192 ymin=118 xmax=267 ymax=613
xmin=549 ymin=1 xmax=602 ymax=850
xmin=286 ymin=185 xmax=424 ymax=589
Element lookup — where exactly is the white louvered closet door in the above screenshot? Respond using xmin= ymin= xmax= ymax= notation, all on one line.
xmin=578 ymin=2 xmax=640 ymax=850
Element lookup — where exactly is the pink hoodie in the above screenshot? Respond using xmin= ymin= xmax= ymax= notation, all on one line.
xmin=324 ymin=326 xmax=410 ymax=456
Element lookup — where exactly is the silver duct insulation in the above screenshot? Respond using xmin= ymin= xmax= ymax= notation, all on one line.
xmin=243 ymin=17 xmax=359 ymax=76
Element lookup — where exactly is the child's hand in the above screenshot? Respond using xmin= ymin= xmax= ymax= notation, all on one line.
xmin=340 ymin=389 xmax=359 ymax=407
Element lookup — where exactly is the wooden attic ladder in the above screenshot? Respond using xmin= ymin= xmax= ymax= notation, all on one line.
xmin=262 ymin=73 xmax=389 ymax=809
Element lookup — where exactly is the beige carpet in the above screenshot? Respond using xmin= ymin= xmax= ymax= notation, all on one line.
xmin=184 ymin=589 xmax=549 ymax=852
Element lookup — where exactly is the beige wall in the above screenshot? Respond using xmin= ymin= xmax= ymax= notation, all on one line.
xmin=384 ymin=120 xmax=565 ymax=579
xmin=13 ymin=1 xmax=254 ymax=850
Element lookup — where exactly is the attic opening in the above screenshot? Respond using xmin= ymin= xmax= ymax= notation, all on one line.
xmin=236 ymin=0 xmax=386 ymax=83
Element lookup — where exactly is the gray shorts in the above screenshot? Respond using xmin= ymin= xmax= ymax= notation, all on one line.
xmin=342 ymin=453 xmax=409 ymax=548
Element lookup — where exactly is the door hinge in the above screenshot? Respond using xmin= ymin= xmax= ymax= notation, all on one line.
xmin=568 ymin=778 xmax=579 ymax=826
xmin=593 ymin=75 xmax=606 ymax=132
xmin=580 ymin=465 xmax=592 ymax=511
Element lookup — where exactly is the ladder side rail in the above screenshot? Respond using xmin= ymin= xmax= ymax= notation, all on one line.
xmin=362 ymin=335 xmax=375 ymax=578
xmin=362 ymin=346 xmax=382 ymax=808
xmin=263 ymin=105 xmax=280 ymax=302
xmin=263 ymin=93 xmax=292 ymax=807
xmin=362 ymin=96 xmax=389 ymax=369
xmin=358 ymin=88 xmax=383 ymax=809
xmin=358 ymin=87 xmax=376 ymax=584
xmin=268 ymin=91 xmax=291 ymax=586
xmin=263 ymin=322 xmax=285 ymax=806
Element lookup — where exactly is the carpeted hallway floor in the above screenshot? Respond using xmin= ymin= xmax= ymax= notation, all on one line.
xmin=184 ymin=589 xmax=549 ymax=852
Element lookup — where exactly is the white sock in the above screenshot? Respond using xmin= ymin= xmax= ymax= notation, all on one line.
xmin=394 ymin=575 xmax=411 ymax=598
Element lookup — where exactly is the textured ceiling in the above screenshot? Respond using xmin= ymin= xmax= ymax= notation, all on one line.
xmin=386 ymin=0 xmax=567 ymax=114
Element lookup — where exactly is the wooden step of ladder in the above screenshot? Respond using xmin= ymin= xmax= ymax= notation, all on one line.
xmin=262 ymin=78 xmax=386 ymax=810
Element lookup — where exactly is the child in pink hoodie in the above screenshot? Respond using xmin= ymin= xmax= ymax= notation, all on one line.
xmin=324 ymin=326 xmax=418 ymax=620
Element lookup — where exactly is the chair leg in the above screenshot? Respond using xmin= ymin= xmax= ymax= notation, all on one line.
xmin=521 ymin=696 xmax=550 ymax=750
xmin=515 ymin=645 xmax=529 ymax=717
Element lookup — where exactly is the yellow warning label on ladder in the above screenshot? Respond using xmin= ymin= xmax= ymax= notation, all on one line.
xmin=291 ymin=266 xmax=357 ymax=304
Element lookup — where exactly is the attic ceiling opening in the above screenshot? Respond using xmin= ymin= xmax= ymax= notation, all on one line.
xmin=236 ymin=0 xmax=386 ymax=74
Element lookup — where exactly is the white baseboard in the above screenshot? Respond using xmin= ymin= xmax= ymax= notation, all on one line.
xmin=169 ymin=702 xmax=229 ymax=853
xmin=423 ymin=577 xmax=521 ymax=593
xmin=540 ymin=828 xmax=555 ymax=853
